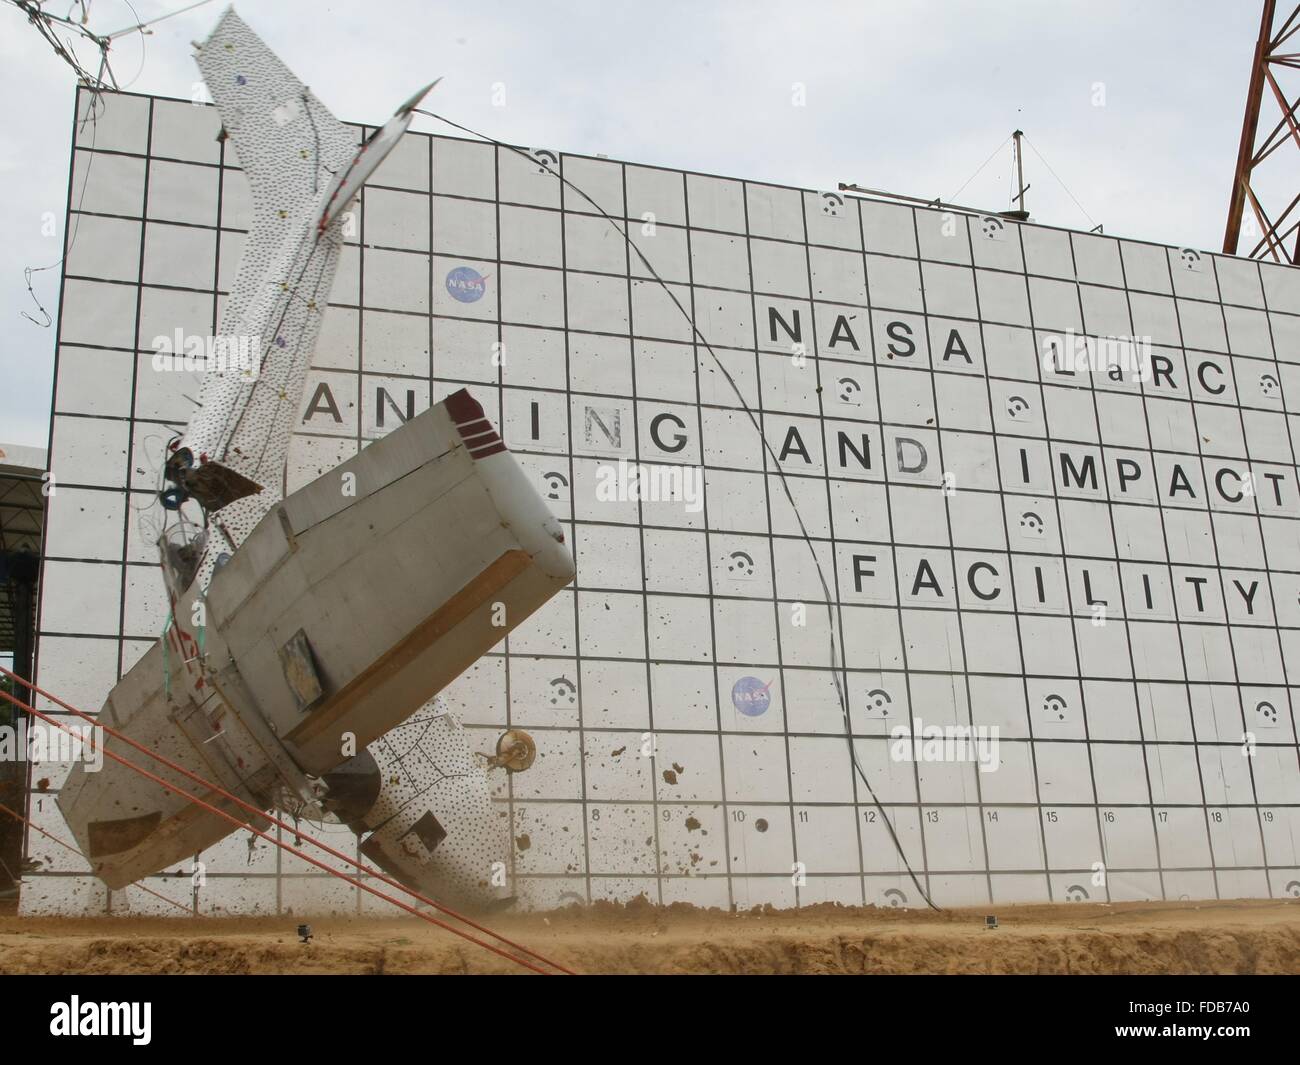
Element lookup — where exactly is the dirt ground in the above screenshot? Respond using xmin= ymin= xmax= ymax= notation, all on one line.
xmin=1 ymin=897 xmax=1298 ymax=974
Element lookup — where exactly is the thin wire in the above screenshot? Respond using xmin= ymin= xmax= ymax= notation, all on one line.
xmin=103 ymin=0 xmax=216 ymax=39
xmin=0 ymin=685 xmax=560 ymax=974
xmin=5 ymin=0 xmax=110 ymax=85
xmin=949 ymin=134 xmax=1012 ymax=205
xmin=1021 ymin=134 xmax=1098 ymax=230
xmin=0 ymin=799 xmax=193 ymax=914
xmin=415 ymin=110 xmax=941 ymax=912
xmin=302 ymin=90 xmax=321 ymax=195
xmin=106 ymin=0 xmax=149 ymax=90
xmin=15 ymin=0 xmax=220 ymax=322
xmin=4 ymin=660 xmax=573 ymax=974
xmin=0 ymin=667 xmax=574 ymax=973
xmin=21 ymin=76 xmax=107 ymax=327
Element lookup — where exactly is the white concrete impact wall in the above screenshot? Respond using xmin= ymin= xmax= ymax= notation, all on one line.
xmin=23 ymin=87 xmax=1300 ymax=915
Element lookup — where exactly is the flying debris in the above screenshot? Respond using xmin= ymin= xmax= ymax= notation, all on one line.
xmin=58 ymin=8 xmax=575 ymax=910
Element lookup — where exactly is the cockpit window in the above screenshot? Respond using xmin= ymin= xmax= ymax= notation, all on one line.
xmin=158 ymin=522 xmax=207 ymax=599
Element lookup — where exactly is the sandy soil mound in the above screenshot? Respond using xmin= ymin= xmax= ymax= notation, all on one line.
xmin=1 ymin=898 xmax=1297 ymax=975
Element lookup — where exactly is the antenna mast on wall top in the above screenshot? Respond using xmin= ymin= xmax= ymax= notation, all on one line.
xmin=1000 ymin=130 xmax=1031 ymax=222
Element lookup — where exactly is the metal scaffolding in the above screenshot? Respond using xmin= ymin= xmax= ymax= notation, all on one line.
xmin=1223 ymin=0 xmax=1300 ymax=263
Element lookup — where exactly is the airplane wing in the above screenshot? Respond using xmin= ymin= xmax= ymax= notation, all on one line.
xmin=197 ymin=7 xmax=357 ymax=225
xmin=161 ymin=10 xmax=363 ymax=524
xmin=165 ymin=10 xmax=435 ymax=528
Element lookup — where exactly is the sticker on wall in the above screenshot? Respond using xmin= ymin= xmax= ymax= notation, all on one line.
xmin=445 ymin=266 xmax=490 ymax=303
xmin=835 ymin=376 xmax=864 ymax=406
xmin=1018 ymin=510 xmax=1047 ymax=539
xmin=528 ymin=147 xmax=559 ymax=174
xmin=863 ymin=687 xmax=893 ymax=719
xmin=979 ymin=215 xmax=1008 ymax=241
xmin=732 ymin=676 xmax=774 ymax=716
xmin=549 ymin=676 xmax=578 ymax=706
xmin=1006 ymin=394 xmax=1032 ymax=420
xmin=542 ymin=470 xmax=569 ymax=501
xmin=818 ymin=191 xmax=845 ymax=219
xmin=1178 ymin=248 xmax=1204 ymax=271
xmin=882 ymin=888 xmax=908 ymax=908
xmin=1254 ymin=699 xmax=1279 ymax=729
xmin=724 ymin=549 xmax=758 ymax=581
xmin=1259 ymin=372 xmax=1280 ymax=400
xmin=1041 ymin=692 xmax=1069 ymax=723
xmin=1064 ymin=884 xmax=1090 ymax=901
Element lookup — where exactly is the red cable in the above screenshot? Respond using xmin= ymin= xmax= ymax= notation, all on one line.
xmin=0 ymin=673 xmax=570 ymax=974
xmin=0 ymin=799 xmax=194 ymax=915
xmin=3 ymin=664 xmax=574 ymax=972
xmin=6 ymin=665 xmax=564 ymax=957
xmin=2 ymin=684 xmax=551 ymax=974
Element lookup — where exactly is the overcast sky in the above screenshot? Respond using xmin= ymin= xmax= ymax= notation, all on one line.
xmin=0 ymin=0 xmax=1278 ymax=449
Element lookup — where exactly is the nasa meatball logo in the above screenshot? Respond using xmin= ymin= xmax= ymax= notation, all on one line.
xmin=445 ymin=265 xmax=489 ymax=303
xmin=732 ymin=676 xmax=774 ymax=716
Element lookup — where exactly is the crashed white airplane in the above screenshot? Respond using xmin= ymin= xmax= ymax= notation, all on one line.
xmin=58 ymin=8 xmax=575 ymax=909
